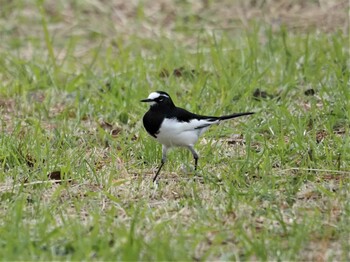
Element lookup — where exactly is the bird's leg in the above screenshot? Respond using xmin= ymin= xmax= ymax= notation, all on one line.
xmin=153 ymin=161 xmax=164 ymax=183
xmin=153 ymin=145 xmax=168 ymax=183
xmin=187 ymin=145 xmax=199 ymax=171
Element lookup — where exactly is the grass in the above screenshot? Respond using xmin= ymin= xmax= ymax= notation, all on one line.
xmin=0 ymin=0 xmax=349 ymax=261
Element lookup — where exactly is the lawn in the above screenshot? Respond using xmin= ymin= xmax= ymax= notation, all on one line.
xmin=0 ymin=0 xmax=349 ymax=261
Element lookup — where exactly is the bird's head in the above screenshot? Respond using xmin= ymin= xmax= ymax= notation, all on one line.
xmin=141 ymin=91 xmax=174 ymax=108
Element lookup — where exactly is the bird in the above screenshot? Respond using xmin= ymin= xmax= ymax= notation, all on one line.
xmin=141 ymin=91 xmax=254 ymax=182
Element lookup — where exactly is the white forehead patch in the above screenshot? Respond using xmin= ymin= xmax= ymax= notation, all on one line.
xmin=148 ymin=92 xmax=169 ymax=100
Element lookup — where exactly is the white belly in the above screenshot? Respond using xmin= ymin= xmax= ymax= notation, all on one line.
xmin=155 ymin=118 xmax=213 ymax=147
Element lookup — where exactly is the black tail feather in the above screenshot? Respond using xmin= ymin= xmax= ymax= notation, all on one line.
xmin=219 ymin=112 xmax=255 ymax=121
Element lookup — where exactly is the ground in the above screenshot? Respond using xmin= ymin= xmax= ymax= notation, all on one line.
xmin=0 ymin=0 xmax=349 ymax=260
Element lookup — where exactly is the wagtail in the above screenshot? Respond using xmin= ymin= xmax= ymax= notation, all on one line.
xmin=141 ymin=91 xmax=254 ymax=182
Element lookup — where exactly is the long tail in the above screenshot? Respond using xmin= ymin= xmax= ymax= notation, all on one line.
xmin=218 ymin=112 xmax=254 ymax=121
xmin=194 ymin=112 xmax=254 ymax=130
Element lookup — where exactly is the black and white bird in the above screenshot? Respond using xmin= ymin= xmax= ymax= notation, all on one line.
xmin=141 ymin=91 xmax=254 ymax=182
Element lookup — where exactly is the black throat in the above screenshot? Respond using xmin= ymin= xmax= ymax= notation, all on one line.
xmin=142 ymin=100 xmax=176 ymax=138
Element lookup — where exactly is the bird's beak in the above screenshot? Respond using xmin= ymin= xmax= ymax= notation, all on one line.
xmin=140 ymin=98 xmax=153 ymax=102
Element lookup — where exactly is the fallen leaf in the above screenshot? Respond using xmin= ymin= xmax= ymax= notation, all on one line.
xmin=252 ymin=88 xmax=275 ymax=100
xmin=304 ymin=88 xmax=315 ymax=96
xmin=48 ymin=171 xmax=62 ymax=180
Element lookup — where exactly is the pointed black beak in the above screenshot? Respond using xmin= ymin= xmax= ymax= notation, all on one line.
xmin=140 ymin=98 xmax=153 ymax=102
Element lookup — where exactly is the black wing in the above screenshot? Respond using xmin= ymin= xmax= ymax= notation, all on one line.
xmin=168 ymin=107 xmax=218 ymax=122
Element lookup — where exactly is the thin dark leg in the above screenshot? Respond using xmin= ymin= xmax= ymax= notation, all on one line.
xmin=187 ymin=145 xmax=199 ymax=171
xmin=194 ymin=156 xmax=198 ymax=170
xmin=153 ymin=160 xmax=164 ymax=182
xmin=152 ymin=145 xmax=168 ymax=183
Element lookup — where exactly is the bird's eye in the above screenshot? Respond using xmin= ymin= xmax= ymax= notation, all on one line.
xmin=158 ymin=97 xmax=164 ymax=102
